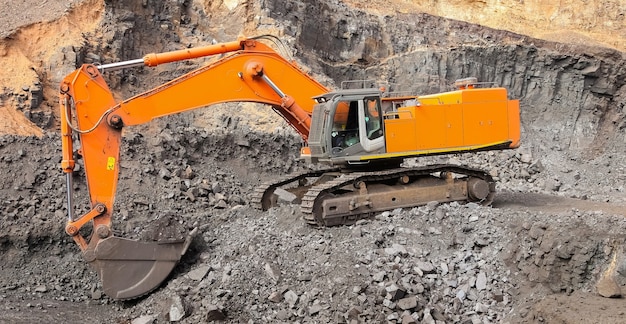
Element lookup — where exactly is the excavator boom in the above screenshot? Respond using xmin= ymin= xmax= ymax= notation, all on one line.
xmin=60 ymin=36 xmax=328 ymax=299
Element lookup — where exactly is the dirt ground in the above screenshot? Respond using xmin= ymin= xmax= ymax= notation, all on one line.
xmin=1 ymin=0 xmax=625 ymax=323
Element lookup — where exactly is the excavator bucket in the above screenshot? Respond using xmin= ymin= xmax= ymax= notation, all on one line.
xmin=86 ymin=229 xmax=196 ymax=300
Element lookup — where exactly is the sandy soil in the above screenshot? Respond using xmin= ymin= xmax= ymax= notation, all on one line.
xmin=344 ymin=0 xmax=626 ymax=52
xmin=0 ymin=0 xmax=81 ymax=37
xmin=0 ymin=0 xmax=102 ymax=136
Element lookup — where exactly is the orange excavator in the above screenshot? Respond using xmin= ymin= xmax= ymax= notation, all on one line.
xmin=59 ymin=35 xmax=520 ymax=299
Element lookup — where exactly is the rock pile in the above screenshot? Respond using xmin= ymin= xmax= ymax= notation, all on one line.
xmin=0 ymin=119 xmax=625 ymax=323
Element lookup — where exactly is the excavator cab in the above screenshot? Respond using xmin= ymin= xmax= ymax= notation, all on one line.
xmin=307 ymin=88 xmax=387 ymax=165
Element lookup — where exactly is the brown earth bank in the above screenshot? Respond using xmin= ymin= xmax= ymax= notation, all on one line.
xmin=1 ymin=0 xmax=626 ymax=323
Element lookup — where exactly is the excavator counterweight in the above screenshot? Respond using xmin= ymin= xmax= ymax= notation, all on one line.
xmin=59 ymin=35 xmax=520 ymax=299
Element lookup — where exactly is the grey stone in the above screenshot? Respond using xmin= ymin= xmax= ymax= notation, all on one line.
xmin=169 ymin=295 xmax=187 ymax=322
xmin=235 ymin=136 xmax=250 ymax=147
xmin=456 ymin=289 xmax=466 ymax=301
xmin=440 ymin=262 xmax=449 ymax=276
xmin=467 ymin=290 xmax=479 ymax=301
xmin=34 ymin=285 xmax=47 ymax=293
xmin=276 ymin=310 xmax=290 ymax=321
xmin=428 ymin=227 xmax=442 ymax=235
xmin=401 ymin=314 xmax=417 ymax=324
xmin=396 ymin=296 xmax=418 ymax=310
xmin=334 ymin=311 xmax=348 ymax=323
xmin=49 ymin=47 xmax=78 ymax=83
xmin=426 ymin=201 xmax=439 ymax=210
xmin=474 ymin=237 xmax=490 ymax=247
xmin=431 ymin=306 xmax=446 ymax=321
xmin=555 ymin=244 xmax=574 ymax=260
xmin=185 ymin=188 xmax=197 ymax=202
xmin=384 ymin=243 xmax=407 ymax=256
xmin=528 ymin=223 xmax=546 ymax=240
xmin=416 ymin=261 xmax=436 ymax=274
xmin=466 ymin=202 xmax=480 ymax=209
xmin=214 ymin=192 xmax=227 ymax=202
xmin=91 ymin=289 xmax=102 ymax=300
xmin=283 ymin=290 xmax=299 ymax=308
xmin=24 ymin=206 xmax=36 ymax=218
xmin=159 ymin=168 xmax=172 ymax=180
xmin=268 ymin=291 xmax=282 ymax=303
xmin=131 ymin=315 xmax=156 ymax=324
xmin=181 ymin=165 xmax=194 ymax=179
xmin=382 ymin=298 xmax=396 ymax=308
xmin=422 ymin=308 xmax=436 ymax=324
xmin=474 ymin=302 xmax=489 ymax=313
xmin=476 ymin=271 xmax=487 ymax=291
xmin=492 ymin=290 xmax=505 ymax=302
xmin=351 ymin=226 xmax=363 ymax=237
xmin=346 ymin=306 xmax=362 ymax=320
xmin=206 ymin=305 xmax=226 ymax=321
xmin=545 ymin=178 xmax=561 ymax=191
xmin=85 ymin=52 xmax=101 ymax=63
xmin=187 ymin=265 xmax=210 ymax=281
xmin=309 ymin=304 xmax=323 ymax=315
xmin=467 ymin=276 xmax=476 ymax=288
xmin=386 ymin=283 xmax=406 ymax=301
xmin=520 ymin=153 xmax=533 ymax=163
xmin=413 ymin=282 xmax=425 ymax=294
xmin=264 ymin=263 xmax=281 ymax=282
xmin=372 ymin=270 xmax=386 ymax=282
xmin=387 ymin=312 xmax=400 ymax=321
xmin=274 ymin=188 xmax=298 ymax=204
xmin=215 ymin=200 xmax=228 ymax=209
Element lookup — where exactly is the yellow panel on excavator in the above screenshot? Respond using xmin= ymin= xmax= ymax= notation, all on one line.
xmin=383 ymin=108 xmax=418 ymax=152
xmin=383 ymin=87 xmax=519 ymax=155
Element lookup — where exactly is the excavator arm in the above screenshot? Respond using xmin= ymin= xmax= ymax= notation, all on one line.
xmin=59 ymin=36 xmax=328 ymax=299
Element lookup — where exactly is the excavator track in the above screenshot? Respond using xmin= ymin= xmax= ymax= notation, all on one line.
xmin=299 ymin=164 xmax=495 ymax=226
xmin=253 ymin=164 xmax=495 ymax=227
xmin=251 ymin=168 xmax=341 ymax=210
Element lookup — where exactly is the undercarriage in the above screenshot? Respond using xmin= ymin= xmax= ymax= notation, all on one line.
xmin=253 ymin=164 xmax=495 ymax=226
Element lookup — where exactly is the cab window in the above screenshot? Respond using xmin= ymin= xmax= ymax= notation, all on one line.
xmin=331 ymin=101 xmax=360 ymax=148
xmin=364 ymin=98 xmax=383 ymax=140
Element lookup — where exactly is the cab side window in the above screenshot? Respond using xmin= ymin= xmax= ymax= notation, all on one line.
xmin=331 ymin=101 xmax=360 ymax=148
xmin=364 ymin=98 xmax=383 ymax=140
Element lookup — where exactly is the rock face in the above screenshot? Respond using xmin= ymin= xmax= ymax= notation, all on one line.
xmin=265 ymin=0 xmax=626 ymax=157
xmin=505 ymin=219 xmax=626 ymax=294
xmin=4 ymin=0 xmax=626 ymax=161
xmin=76 ymin=0 xmax=626 ymax=192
